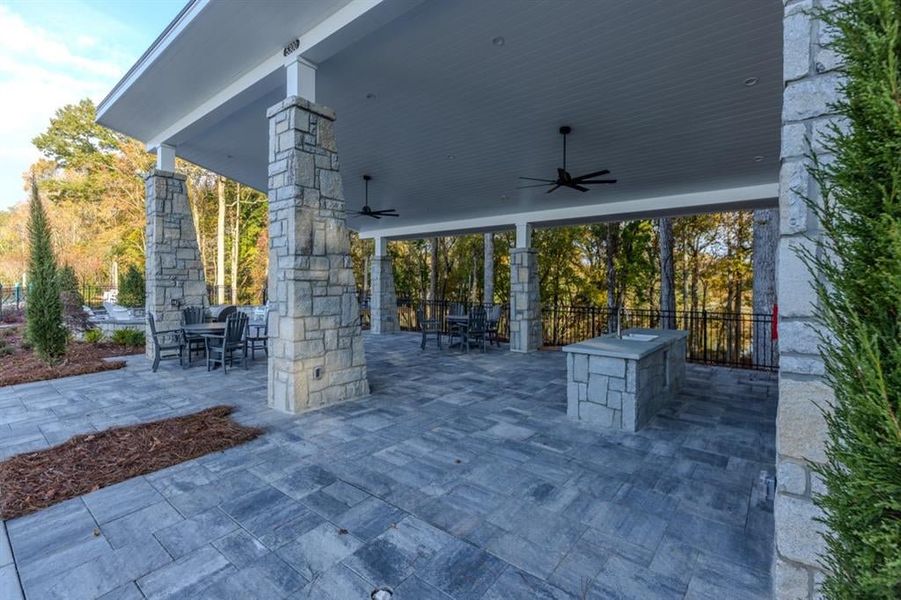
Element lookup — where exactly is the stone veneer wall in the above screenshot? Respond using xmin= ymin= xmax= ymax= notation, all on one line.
xmin=266 ymin=96 xmax=369 ymax=413
xmin=370 ymin=256 xmax=398 ymax=334
xmin=144 ymin=170 xmax=207 ymax=359
xmin=509 ymin=247 xmax=541 ymax=352
xmin=566 ymin=338 xmax=686 ymax=432
xmin=775 ymin=1 xmax=839 ymax=597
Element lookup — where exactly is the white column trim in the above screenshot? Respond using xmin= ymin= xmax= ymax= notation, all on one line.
xmin=156 ymin=144 xmax=176 ymax=171
xmin=515 ymin=223 xmax=532 ymax=249
xmin=374 ymin=236 xmax=388 ymax=257
xmin=286 ymin=56 xmax=317 ymax=101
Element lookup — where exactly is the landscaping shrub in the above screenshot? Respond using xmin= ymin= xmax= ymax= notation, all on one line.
xmin=25 ymin=178 xmax=66 ymax=362
xmin=803 ymin=1 xmax=901 ymax=597
xmin=117 ymin=265 xmax=145 ymax=309
xmin=111 ymin=328 xmax=145 ymax=347
xmin=84 ymin=329 xmax=104 ymax=344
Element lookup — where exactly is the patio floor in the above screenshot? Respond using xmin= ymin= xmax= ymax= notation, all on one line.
xmin=0 ymin=332 xmax=776 ymax=600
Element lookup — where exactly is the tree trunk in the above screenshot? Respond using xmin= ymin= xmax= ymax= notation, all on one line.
xmin=429 ymin=237 xmax=438 ymax=302
xmin=605 ymin=222 xmax=619 ymax=331
xmin=230 ymin=184 xmax=240 ymax=304
xmin=658 ymin=217 xmax=677 ymax=328
xmin=752 ymin=208 xmax=778 ymax=364
xmin=216 ymin=177 xmax=226 ymax=304
xmin=483 ymin=233 xmax=494 ymax=305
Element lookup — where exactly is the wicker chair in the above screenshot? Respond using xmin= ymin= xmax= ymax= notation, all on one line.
xmin=204 ymin=312 xmax=248 ymax=374
xmin=147 ymin=313 xmax=184 ymax=372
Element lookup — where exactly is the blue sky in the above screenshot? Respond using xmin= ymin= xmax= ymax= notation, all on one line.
xmin=0 ymin=0 xmax=185 ymax=208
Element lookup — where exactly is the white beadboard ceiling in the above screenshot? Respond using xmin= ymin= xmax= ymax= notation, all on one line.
xmin=99 ymin=0 xmax=783 ymax=234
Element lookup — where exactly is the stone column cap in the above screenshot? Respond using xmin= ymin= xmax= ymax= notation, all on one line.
xmin=267 ymin=95 xmax=336 ymax=121
xmin=143 ymin=169 xmax=187 ymax=182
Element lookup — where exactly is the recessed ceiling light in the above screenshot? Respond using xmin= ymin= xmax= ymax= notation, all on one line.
xmin=365 ymin=92 xmax=376 ymax=99
xmin=744 ymin=77 xmax=759 ymax=87
xmin=447 ymin=154 xmax=455 ymax=160
xmin=492 ymin=36 xmax=505 ymax=47
xmin=754 ymin=155 xmax=765 ymax=162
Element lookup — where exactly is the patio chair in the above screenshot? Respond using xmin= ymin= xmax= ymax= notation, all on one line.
xmin=485 ymin=304 xmax=502 ymax=346
xmin=451 ymin=306 xmax=486 ymax=353
xmin=204 ymin=312 xmax=249 ymax=374
xmin=245 ymin=314 xmax=269 ymax=360
xmin=148 ymin=313 xmax=184 ymax=372
xmin=416 ymin=306 xmax=442 ymax=350
xmin=182 ymin=305 xmax=206 ymax=365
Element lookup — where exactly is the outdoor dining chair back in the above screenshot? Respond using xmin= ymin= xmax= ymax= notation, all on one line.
xmin=205 ymin=312 xmax=249 ymax=374
xmin=147 ymin=312 xmax=184 ymax=372
xmin=486 ymin=304 xmax=502 ymax=346
xmin=416 ymin=306 xmax=442 ymax=350
xmin=181 ymin=305 xmax=206 ymax=365
xmin=246 ymin=313 xmax=269 ymax=360
xmin=462 ymin=306 xmax=487 ymax=353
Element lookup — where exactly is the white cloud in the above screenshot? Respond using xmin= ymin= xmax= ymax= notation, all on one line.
xmin=0 ymin=4 xmax=127 ymax=208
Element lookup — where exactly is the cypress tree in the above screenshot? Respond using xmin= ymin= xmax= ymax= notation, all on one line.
xmin=803 ymin=1 xmax=901 ymax=597
xmin=25 ymin=178 xmax=67 ymax=361
xmin=117 ymin=264 xmax=145 ymax=309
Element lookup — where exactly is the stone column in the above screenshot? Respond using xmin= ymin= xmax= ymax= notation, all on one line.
xmin=370 ymin=238 xmax=398 ymax=334
xmin=266 ymin=96 xmax=369 ymax=413
xmin=509 ymin=223 xmax=541 ymax=352
xmin=483 ymin=233 xmax=494 ymax=305
xmin=774 ymin=2 xmax=840 ymax=597
xmin=144 ymin=170 xmax=206 ymax=359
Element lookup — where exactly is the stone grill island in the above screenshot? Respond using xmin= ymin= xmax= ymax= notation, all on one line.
xmin=563 ymin=328 xmax=688 ymax=432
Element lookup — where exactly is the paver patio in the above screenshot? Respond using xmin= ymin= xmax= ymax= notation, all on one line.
xmin=0 ymin=332 xmax=776 ymax=599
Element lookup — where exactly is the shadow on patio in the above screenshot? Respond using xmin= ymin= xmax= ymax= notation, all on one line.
xmin=0 ymin=331 xmax=775 ymax=599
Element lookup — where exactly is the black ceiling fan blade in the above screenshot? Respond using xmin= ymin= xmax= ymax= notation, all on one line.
xmin=572 ymin=184 xmax=590 ymax=192
xmin=546 ymin=185 xmax=561 ymax=194
xmin=578 ymin=179 xmax=617 ymax=184
xmin=518 ymin=176 xmax=556 ymax=183
xmin=517 ymin=183 xmax=555 ymax=189
xmin=371 ymin=210 xmax=399 ymax=216
xmin=573 ymin=169 xmax=610 ymax=182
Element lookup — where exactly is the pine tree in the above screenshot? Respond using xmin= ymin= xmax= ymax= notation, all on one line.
xmin=804 ymin=1 xmax=901 ymax=597
xmin=117 ymin=264 xmax=145 ymax=309
xmin=25 ymin=178 xmax=67 ymax=362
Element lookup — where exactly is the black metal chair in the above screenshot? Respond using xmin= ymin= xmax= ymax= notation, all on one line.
xmin=205 ymin=312 xmax=249 ymax=374
xmin=147 ymin=313 xmax=184 ymax=372
xmin=246 ymin=315 xmax=269 ymax=360
xmin=485 ymin=304 xmax=502 ymax=346
xmin=182 ymin=306 xmax=206 ymax=366
xmin=416 ymin=306 xmax=442 ymax=350
xmin=463 ymin=306 xmax=487 ymax=353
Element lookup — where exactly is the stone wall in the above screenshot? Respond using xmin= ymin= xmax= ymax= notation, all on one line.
xmin=775 ymin=1 xmax=838 ymax=597
xmin=370 ymin=256 xmax=398 ymax=334
xmin=266 ymin=96 xmax=369 ymax=413
xmin=509 ymin=247 xmax=541 ymax=352
xmin=566 ymin=336 xmax=686 ymax=432
xmin=144 ymin=170 xmax=207 ymax=359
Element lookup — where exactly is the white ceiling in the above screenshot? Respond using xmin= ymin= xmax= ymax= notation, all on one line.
xmin=100 ymin=0 xmax=783 ymax=234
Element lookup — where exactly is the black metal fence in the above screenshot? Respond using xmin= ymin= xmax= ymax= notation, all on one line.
xmin=382 ymin=299 xmax=777 ymax=371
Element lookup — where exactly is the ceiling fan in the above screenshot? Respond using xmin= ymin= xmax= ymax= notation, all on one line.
xmin=351 ymin=175 xmax=398 ymax=219
xmin=518 ymin=126 xmax=616 ymax=193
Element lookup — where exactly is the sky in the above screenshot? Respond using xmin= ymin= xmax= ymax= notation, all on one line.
xmin=0 ymin=0 xmax=185 ymax=209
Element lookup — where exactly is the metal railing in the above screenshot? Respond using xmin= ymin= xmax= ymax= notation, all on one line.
xmin=383 ymin=299 xmax=777 ymax=371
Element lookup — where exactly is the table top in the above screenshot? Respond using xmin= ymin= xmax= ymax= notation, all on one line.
xmin=446 ymin=314 xmax=469 ymax=322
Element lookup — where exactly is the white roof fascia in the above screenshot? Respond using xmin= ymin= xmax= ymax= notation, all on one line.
xmin=357 ymin=183 xmax=779 ymax=240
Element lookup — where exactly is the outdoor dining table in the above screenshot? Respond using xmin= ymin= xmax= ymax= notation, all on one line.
xmin=182 ymin=322 xmax=226 ymax=335
xmin=446 ymin=314 xmax=468 ymax=349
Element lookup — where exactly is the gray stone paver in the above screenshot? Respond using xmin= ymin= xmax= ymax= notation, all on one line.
xmin=0 ymin=332 xmax=775 ymax=599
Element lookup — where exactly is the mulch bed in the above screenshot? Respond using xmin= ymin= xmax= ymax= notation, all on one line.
xmin=0 ymin=325 xmax=142 ymax=387
xmin=0 ymin=405 xmax=263 ymax=520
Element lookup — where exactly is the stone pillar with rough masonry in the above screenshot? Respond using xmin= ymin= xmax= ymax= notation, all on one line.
xmin=774 ymin=2 xmax=841 ymax=597
xmin=370 ymin=248 xmax=398 ymax=335
xmin=144 ymin=170 xmax=207 ymax=359
xmin=266 ymin=96 xmax=369 ymax=413
xmin=509 ymin=225 xmax=541 ymax=352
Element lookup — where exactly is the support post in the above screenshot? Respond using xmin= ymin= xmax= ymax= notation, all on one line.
xmin=370 ymin=237 xmax=398 ymax=334
xmin=143 ymin=167 xmax=206 ymax=359
xmin=266 ymin=95 xmax=368 ymax=413
xmin=773 ymin=2 xmax=839 ymax=597
xmin=483 ymin=233 xmax=494 ymax=305
xmin=509 ymin=223 xmax=541 ymax=352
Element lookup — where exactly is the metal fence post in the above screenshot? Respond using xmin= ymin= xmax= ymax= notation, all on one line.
xmin=702 ymin=309 xmax=708 ymax=363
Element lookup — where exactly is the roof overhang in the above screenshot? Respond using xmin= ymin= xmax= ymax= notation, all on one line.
xmin=98 ymin=0 xmax=783 ymax=238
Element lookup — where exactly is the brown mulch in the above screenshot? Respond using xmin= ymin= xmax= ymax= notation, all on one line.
xmin=0 ymin=405 xmax=263 ymax=519
xmin=0 ymin=325 xmax=142 ymax=387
